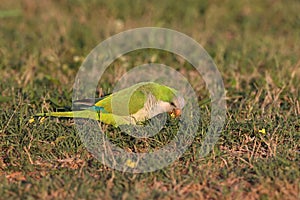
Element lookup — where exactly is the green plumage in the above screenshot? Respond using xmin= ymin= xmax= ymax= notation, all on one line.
xmin=94 ymin=82 xmax=177 ymax=115
xmin=36 ymin=82 xmax=180 ymax=127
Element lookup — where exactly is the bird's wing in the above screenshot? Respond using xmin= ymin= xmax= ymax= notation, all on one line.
xmin=72 ymin=96 xmax=107 ymax=110
xmin=95 ymin=82 xmax=177 ymax=116
xmin=95 ymin=84 xmax=147 ymax=116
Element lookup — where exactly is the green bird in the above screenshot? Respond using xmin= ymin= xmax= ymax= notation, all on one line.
xmin=36 ymin=82 xmax=185 ymax=127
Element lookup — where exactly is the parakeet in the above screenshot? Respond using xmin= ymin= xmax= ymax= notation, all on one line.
xmin=36 ymin=82 xmax=185 ymax=127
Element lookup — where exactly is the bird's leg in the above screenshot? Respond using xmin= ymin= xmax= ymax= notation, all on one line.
xmin=129 ymin=115 xmax=138 ymax=125
xmin=97 ymin=110 xmax=101 ymax=121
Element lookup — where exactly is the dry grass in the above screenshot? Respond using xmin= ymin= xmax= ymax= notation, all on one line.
xmin=0 ymin=0 xmax=299 ymax=199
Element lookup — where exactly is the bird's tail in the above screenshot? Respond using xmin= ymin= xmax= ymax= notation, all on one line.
xmin=35 ymin=110 xmax=100 ymax=120
xmin=34 ymin=110 xmax=135 ymax=127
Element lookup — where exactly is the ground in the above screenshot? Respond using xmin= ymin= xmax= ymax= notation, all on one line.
xmin=0 ymin=0 xmax=299 ymax=199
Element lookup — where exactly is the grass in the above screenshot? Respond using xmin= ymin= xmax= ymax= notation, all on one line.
xmin=0 ymin=0 xmax=299 ymax=199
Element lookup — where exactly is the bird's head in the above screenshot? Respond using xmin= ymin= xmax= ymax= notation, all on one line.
xmin=168 ymin=95 xmax=185 ymax=118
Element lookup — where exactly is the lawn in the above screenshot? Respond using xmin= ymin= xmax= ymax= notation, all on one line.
xmin=0 ymin=0 xmax=299 ymax=199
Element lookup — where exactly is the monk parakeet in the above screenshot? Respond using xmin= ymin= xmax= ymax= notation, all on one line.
xmin=36 ymin=82 xmax=185 ymax=127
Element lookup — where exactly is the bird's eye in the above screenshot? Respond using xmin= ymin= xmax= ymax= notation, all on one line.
xmin=170 ymin=102 xmax=175 ymax=106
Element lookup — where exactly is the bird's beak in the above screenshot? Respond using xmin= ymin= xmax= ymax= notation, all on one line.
xmin=169 ymin=108 xmax=182 ymax=118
